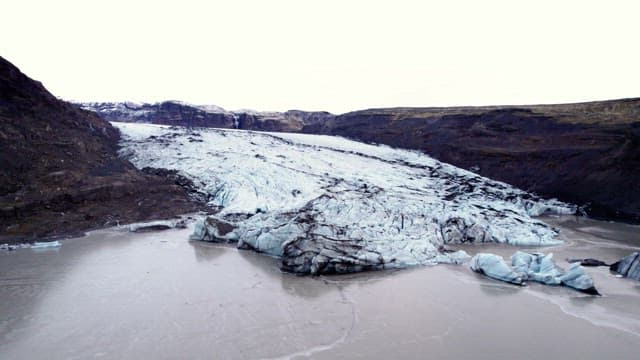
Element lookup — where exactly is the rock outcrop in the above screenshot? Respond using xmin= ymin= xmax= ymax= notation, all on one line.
xmin=0 ymin=56 xmax=203 ymax=242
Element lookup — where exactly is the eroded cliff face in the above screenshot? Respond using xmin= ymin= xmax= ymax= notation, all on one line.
xmin=0 ymin=57 xmax=203 ymax=242
xmin=304 ymin=101 xmax=640 ymax=223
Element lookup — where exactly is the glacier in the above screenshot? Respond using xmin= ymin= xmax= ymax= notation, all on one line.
xmin=114 ymin=122 xmax=575 ymax=274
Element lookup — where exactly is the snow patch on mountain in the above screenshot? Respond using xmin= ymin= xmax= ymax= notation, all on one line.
xmin=114 ymin=122 xmax=575 ymax=274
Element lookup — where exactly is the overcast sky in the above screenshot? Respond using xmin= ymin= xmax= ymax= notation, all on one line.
xmin=2 ymin=0 xmax=639 ymax=114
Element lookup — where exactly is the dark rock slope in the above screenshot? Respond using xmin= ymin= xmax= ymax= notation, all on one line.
xmin=0 ymin=56 xmax=202 ymax=243
xmin=304 ymin=100 xmax=640 ymax=223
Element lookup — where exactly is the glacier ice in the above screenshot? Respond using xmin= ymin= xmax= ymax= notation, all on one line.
xmin=559 ymin=263 xmax=599 ymax=294
xmin=31 ymin=241 xmax=62 ymax=249
xmin=610 ymin=252 xmax=640 ymax=281
xmin=511 ymin=251 xmax=564 ymax=285
xmin=471 ymin=253 xmax=525 ymax=285
xmin=114 ymin=122 xmax=576 ymax=274
xmin=127 ymin=219 xmax=187 ymax=232
xmin=471 ymin=251 xmax=599 ymax=294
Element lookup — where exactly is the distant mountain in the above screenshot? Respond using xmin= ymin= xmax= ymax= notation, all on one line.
xmin=304 ymin=99 xmax=640 ymax=222
xmin=78 ymin=101 xmax=335 ymax=132
xmin=0 ymin=57 xmax=202 ymax=242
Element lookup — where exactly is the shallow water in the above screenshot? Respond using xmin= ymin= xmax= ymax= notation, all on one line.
xmin=1 ymin=216 xmax=639 ymax=359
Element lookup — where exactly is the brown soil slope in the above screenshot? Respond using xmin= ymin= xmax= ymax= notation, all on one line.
xmin=304 ymin=100 xmax=640 ymax=222
xmin=0 ymin=56 xmax=202 ymax=243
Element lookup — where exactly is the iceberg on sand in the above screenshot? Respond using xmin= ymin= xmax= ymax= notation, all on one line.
xmin=609 ymin=252 xmax=640 ymax=281
xmin=471 ymin=251 xmax=600 ymax=295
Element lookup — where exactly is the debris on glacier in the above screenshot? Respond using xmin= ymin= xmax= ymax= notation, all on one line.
xmin=114 ymin=122 xmax=576 ymax=274
xmin=471 ymin=251 xmax=600 ymax=295
xmin=610 ymin=252 xmax=640 ymax=281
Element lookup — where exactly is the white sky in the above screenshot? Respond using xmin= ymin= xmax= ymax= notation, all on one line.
xmin=2 ymin=0 xmax=639 ymax=114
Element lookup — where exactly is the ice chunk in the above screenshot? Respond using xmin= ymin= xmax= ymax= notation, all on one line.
xmin=31 ymin=241 xmax=62 ymax=249
xmin=511 ymin=251 xmax=599 ymax=293
xmin=470 ymin=253 xmax=525 ymax=285
xmin=435 ymin=250 xmax=471 ymax=265
xmin=1 ymin=243 xmax=18 ymax=251
xmin=473 ymin=251 xmax=600 ymax=295
xmin=559 ymin=262 xmax=600 ymax=295
xmin=127 ymin=219 xmax=186 ymax=232
xmin=511 ymin=251 xmax=563 ymax=285
xmin=609 ymin=252 xmax=640 ymax=281
xmin=1 ymin=243 xmax=33 ymax=251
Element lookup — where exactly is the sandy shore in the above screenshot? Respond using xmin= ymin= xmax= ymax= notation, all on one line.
xmin=1 ymin=216 xmax=639 ymax=359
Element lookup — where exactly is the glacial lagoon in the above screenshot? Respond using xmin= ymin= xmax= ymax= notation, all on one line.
xmin=1 ymin=216 xmax=639 ymax=360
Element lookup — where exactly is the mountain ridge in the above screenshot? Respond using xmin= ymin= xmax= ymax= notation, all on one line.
xmin=79 ymin=101 xmax=334 ymax=132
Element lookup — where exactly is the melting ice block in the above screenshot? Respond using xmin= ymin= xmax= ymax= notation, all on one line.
xmin=470 ymin=253 xmax=525 ymax=285
xmin=31 ymin=241 xmax=62 ymax=249
xmin=127 ymin=219 xmax=187 ymax=232
xmin=559 ymin=262 xmax=599 ymax=295
xmin=471 ymin=251 xmax=600 ymax=295
xmin=610 ymin=252 xmax=640 ymax=281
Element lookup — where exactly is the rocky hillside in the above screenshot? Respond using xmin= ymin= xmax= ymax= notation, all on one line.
xmin=0 ymin=57 xmax=203 ymax=242
xmin=79 ymin=101 xmax=334 ymax=132
xmin=303 ymin=99 xmax=640 ymax=222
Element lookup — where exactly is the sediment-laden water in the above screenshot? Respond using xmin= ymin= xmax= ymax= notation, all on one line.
xmin=0 ymin=216 xmax=639 ymax=359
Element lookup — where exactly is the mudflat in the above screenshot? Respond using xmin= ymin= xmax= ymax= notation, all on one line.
xmin=1 ymin=216 xmax=639 ymax=359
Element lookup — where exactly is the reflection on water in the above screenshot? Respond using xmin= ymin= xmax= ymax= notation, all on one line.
xmin=478 ymin=282 xmax=523 ymax=297
xmin=0 ymin=217 xmax=639 ymax=360
xmin=189 ymin=241 xmax=228 ymax=262
xmin=567 ymin=295 xmax=600 ymax=307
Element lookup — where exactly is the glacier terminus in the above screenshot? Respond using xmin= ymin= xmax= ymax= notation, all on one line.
xmin=114 ymin=122 xmax=575 ymax=274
